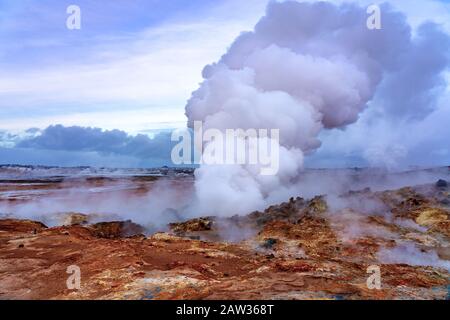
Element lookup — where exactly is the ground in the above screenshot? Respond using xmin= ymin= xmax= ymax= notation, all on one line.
xmin=0 ymin=173 xmax=449 ymax=300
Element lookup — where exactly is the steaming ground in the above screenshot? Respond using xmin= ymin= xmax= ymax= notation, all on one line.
xmin=0 ymin=166 xmax=195 ymax=231
xmin=0 ymin=165 xmax=448 ymax=224
xmin=1 ymin=165 xmax=449 ymax=299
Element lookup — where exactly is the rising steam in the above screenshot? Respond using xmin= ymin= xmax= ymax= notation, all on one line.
xmin=185 ymin=1 xmax=449 ymax=216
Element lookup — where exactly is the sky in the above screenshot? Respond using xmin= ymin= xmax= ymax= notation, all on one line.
xmin=0 ymin=0 xmax=449 ymax=168
xmin=0 ymin=0 xmax=269 ymax=133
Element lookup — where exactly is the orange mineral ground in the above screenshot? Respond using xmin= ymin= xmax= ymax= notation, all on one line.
xmin=0 ymin=166 xmax=449 ymax=300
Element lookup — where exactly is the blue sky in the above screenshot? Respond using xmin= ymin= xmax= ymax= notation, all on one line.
xmin=0 ymin=0 xmax=268 ymax=133
xmin=0 ymin=0 xmax=449 ymax=168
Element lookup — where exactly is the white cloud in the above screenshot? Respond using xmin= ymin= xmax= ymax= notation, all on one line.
xmin=0 ymin=0 xmax=268 ymax=131
xmin=0 ymin=107 xmax=187 ymax=134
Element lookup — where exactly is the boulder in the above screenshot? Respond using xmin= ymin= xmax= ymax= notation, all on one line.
xmin=89 ymin=220 xmax=145 ymax=239
xmin=436 ymin=179 xmax=448 ymax=189
xmin=169 ymin=217 xmax=214 ymax=234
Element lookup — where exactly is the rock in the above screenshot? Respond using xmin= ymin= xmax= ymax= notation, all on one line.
xmin=169 ymin=217 xmax=214 ymax=234
xmin=436 ymin=179 xmax=448 ymax=189
xmin=151 ymin=232 xmax=182 ymax=242
xmin=437 ymin=247 xmax=450 ymax=261
xmin=0 ymin=219 xmax=47 ymax=233
xmin=401 ymin=196 xmax=427 ymax=208
xmin=306 ymin=196 xmax=328 ymax=214
xmin=415 ymin=208 xmax=448 ymax=227
xmin=60 ymin=213 xmax=90 ymax=226
xmin=404 ymin=233 xmax=439 ymax=247
xmin=248 ymin=196 xmax=306 ymax=225
xmin=261 ymin=238 xmax=277 ymax=249
xmin=89 ymin=220 xmax=145 ymax=239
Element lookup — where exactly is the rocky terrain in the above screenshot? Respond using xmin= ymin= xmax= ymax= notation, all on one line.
xmin=0 ymin=170 xmax=449 ymax=300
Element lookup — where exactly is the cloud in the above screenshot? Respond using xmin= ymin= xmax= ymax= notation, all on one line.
xmin=17 ymin=124 xmax=174 ymax=159
xmin=0 ymin=0 xmax=268 ymax=132
xmin=0 ymin=125 xmax=186 ymax=167
xmin=0 ymin=146 xmax=144 ymax=168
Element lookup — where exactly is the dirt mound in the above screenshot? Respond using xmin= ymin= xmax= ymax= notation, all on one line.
xmin=169 ymin=217 xmax=214 ymax=235
xmin=89 ymin=220 xmax=146 ymax=239
xmin=0 ymin=219 xmax=47 ymax=234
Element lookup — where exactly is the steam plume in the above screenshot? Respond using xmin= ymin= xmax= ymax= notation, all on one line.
xmin=185 ymin=1 xmax=449 ymax=216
